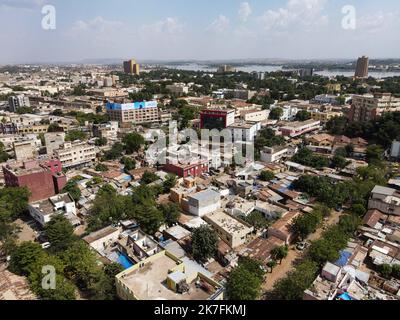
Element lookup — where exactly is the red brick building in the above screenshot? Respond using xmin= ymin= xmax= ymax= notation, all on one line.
xmin=163 ymin=160 xmax=209 ymax=178
xmin=3 ymin=159 xmax=67 ymax=202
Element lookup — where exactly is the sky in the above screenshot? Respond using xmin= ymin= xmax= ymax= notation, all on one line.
xmin=0 ymin=0 xmax=399 ymax=64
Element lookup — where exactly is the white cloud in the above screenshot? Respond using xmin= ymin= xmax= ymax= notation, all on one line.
xmin=140 ymin=17 xmax=184 ymax=36
xmin=357 ymin=11 xmax=399 ymax=34
xmin=260 ymin=0 xmax=328 ymax=31
xmin=207 ymin=15 xmax=230 ymax=33
xmin=70 ymin=16 xmax=123 ymax=33
xmin=0 ymin=0 xmax=46 ymax=10
xmin=239 ymin=2 xmax=252 ymax=22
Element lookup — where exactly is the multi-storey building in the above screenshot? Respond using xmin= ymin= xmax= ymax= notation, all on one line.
xmin=166 ymin=83 xmax=189 ymax=97
xmin=279 ymin=119 xmax=321 ymax=137
xmin=123 ymin=59 xmax=140 ymax=75
xmin=3 ymin=159 xmax=66 ymax=202
xmin=106 ymin=101 xmax=159 ymax=126
xmin=355 ymin=56 xmax=369 ymax=79
xmin=8 ymin=95 xmax=30 ymax=112
xmin=310 ymin=110 xmax=343 ymax=124
xmin=54 ymin=141 xmax=96 ymax=168
xmin=227 ymin=121 xmax=261 ymax=142
xmin=92 ymin=121 xmax=119 ymax=141
xmin=200 ymin=108 xmax=235 ymax=130
xmin=348 ymin=93 xmax=400 ymax=122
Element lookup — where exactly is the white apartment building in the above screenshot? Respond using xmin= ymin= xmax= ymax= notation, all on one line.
xmin=54 ymin=141 xmax=96 ymax=168
xmin=260 ymin=146 xmax=298 ymax=163
xmin=279 ymin=120 xmax=321 ymax=138
xmin=166 ymin=83 xmax=189 ymax=97
xmin=240 ymin=109 xmax=269 ymax=122
xmin=270 ymin=104 xmax=299 ymax=121
xmin=228 ymin=121 xmax=261 ymax=142
xmin=28 ymin=193 xmax=77 ymax=226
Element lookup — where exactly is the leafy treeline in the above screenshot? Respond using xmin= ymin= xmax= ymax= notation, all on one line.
xmin=87 ymin=183 xmax=179 ymax=234
xmin=327 ymin=112 xmax=400 ymax=148
xmin=291 ymin=165 xmax=388 ymax=209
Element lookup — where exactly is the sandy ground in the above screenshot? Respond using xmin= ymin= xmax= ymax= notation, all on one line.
xmin=262 ymin=211 xmax=343 ymax=293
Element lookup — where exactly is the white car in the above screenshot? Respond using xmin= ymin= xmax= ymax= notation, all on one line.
xmin=41 ymin=242 xmax=51 ymax=249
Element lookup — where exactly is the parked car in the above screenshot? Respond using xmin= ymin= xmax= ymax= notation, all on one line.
xmin=41 ymin=242 xmax=51 ymax=249
xmin=296 ymin=242 xmax=307 ymax=251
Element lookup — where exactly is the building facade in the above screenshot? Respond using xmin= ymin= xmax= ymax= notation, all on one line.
xmin=200 ymin=109 xmax=235 ymax=130
xmin=54 ymin=141 xmax=96 ymax=168
xmin=106 ymin=101 xmax=159 ymax=125
xmin=3 ymin=159 xmax=66 ymax=202
xmin=123 ymin=59 xmax=140 ymax=75
xmin=355 ymin=56 xmax=369 ymax=79
xmin=348 ymin=93 xmax=400 ymax=122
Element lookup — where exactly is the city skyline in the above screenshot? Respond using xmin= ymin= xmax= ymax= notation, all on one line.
xmin=1 ymin=0 xmax=400 ymax=64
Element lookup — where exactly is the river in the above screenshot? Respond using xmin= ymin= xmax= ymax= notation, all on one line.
xmin=163 ymin=63 xmax=400 ymax=78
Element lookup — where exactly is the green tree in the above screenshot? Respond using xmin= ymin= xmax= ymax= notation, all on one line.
xmin=90 ymin=263 xmax=123 ymax=300
xmin=242 ymin=211 xmax=269 ymax=231
xmin=95 ymin=137 xmax=108 ymax=146
xmin=33 ymin=274 xmax=76 ymax=300
xmin=122 ymin=132 xmax=145 ymax=154
xmin=366 ymin=145 xmax=384 ymax=165
xmin=380 ymin=264 xmax=393 ymax=279
xmin=162 ymin=174 xmax=178 ymax=193
xmin=159 ymin=203 xmax=181 ymax=227
xmin=62 ymin=180 xmax=81 ymax=201
xmin=51 ymin=109 xmax=64 ymax=116
xmin=226 ymin=264 xmax=263 ymax=300
xmin=120 ymin=156 xmax=136 ymax=171
xmin=104 ymin=142 xmax=124 ymax=160
xmin=65 ymin=130 xmax=87 ymax=142
xmin=295 ymin=110 xmax=311 ymax=121
xmin=0 ymin=141 xmax=10 ymax=163
xmin=271 ymin=245 xmax=289 ymax=264
xmin=350 ymin=204 xmax=366 ymax=217
xmin=140 ymin=171 xmax=159 ymax=184
xmin=259 ymin=170 xmax=275 ymax=182
xmin=9 ymin=242 xmax=47 ymax=276
xmin=272 ymin=259 xmax=318 ymax=300
xmin=331 ymin=155 xmax=349 ymax=169
xmin=44 ymin=215 xmax=76 ymax=252
xmin=0 ymin=187 xmax=30 ymax=253
xmin=269 ymin=107 xmax=283 ymax=120
xmin=291 ymin=211 xmax=323 ymax=240
xmin=267 ymin=260 xmax=277 ymax=273
xmin=60 ymin=241 xmax=102 ymax=290
xmin=95 ymin=163 xmax=109 ymax=172
xmin=339 ymin=215 xmax=361 ymax=234
xmin=47 ymin=123 xmax=63 ymax=133
xmin=191 ymin=225 xmax=218 ymax=262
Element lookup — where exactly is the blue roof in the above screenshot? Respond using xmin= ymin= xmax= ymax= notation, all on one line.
xmin=334 ymin=250 xmax=352 ymax=267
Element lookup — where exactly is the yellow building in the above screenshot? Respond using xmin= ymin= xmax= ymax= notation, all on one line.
xmin=123 ymin=59 xmax=140 ymax=75
xmin=310 ymin=111 xmax=343 ymax=124
xmin=325 ymin=83 xmax=341 ymax=93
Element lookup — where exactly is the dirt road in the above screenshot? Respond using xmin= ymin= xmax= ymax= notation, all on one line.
xmin=262 ymin=211 xmax=342 ymax=292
